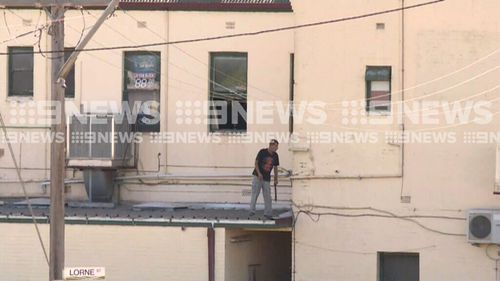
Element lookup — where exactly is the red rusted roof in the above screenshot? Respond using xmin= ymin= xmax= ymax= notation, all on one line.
xmin=118 ymin=0 xmax=292 ymax=12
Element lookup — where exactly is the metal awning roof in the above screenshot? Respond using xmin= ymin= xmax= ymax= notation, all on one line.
xmin=0 ymin=199 xmax=293 ymax=228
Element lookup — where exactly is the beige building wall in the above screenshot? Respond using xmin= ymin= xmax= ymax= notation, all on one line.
xmin=0 ymin=223 xmax=226 ymax=281
xmin=0 ymin=9 xmax=294 ymax=203
xmin=292 ymin=0 xmax=500 ymax=280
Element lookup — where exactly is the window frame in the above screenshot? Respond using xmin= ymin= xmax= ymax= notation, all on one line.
xmin=8 ymin=46 xmax=34 ymax=97
xmin=378 ymin=252 xmax=419 ymax=281
xmin=209 ymin=52 xmax=248 ymax=133
xmin=365 ymin=65 xmax=392 ymax=113
xmin=122 ymin=51 xmax=162 ymax=133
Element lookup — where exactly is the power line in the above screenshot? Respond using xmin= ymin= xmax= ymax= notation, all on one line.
xmin=324 ymin=63 xmax=500 ymax=111
xmin=122 ymin=10 xmax=285 ymax=100
xmin=63 ymin=22 xmax=209 ymax=94
xmin=295 ymin=209 xmax=466 ymax=237
xmin=0 ymin=0 xmax=445 ymax=56
xmin=0 ymin=111 xmax=49 ymax=266
xmin=0 ymin=24 xmax=46 ymax=44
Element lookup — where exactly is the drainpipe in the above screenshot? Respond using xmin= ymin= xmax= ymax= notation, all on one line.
xmin=164 ymin=10 xmax=170 ymax=174
xmin=207 ymin=226 xmax=215 ymax=281
xmin=400 ymin=0 xmax=407 ymax=202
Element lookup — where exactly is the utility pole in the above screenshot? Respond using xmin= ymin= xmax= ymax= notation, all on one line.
xmin=0 ymin=1 xmax=118 ymax=280
xmin=48 ymin=6 xmax=65 ymax=281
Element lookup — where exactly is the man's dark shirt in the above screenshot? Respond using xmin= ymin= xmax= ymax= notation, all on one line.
xmin=252 ymin=148 xmax=280 ymax=182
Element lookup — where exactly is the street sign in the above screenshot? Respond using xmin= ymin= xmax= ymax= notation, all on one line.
xmin=63 ymin=267 xmax=105 ymax=280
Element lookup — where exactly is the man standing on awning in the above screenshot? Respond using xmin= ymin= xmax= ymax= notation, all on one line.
xmin=249 ymin=139 xmax=280 ymax=219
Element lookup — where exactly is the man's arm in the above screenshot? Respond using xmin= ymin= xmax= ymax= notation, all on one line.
xmin=273 ymin=165 xmax=279 ymax=185
xmin=255 ymin=159 xmax=263 ymax=181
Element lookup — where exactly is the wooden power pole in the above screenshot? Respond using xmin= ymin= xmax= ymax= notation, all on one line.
xmin=0 ymin=1 xmax=118 ymax=280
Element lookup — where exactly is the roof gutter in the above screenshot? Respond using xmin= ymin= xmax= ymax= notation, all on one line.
xmin=0 ymin=215 xmax=291 ymax=228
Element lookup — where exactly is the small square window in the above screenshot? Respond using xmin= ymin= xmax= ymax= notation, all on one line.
xmin=379 ymin=252 xmax=419 ymax=281
xmin=366 ymin=66 xmax=391 ymax=112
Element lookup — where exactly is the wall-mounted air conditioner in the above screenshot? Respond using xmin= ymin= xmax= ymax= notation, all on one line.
xmin=67 ymin=114 xmax=135 ymax=168
xmin=467 ymin=209 xmax=500 ymax=244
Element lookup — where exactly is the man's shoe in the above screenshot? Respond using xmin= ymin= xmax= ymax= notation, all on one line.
xmin=264 ymin=214 xmax=274 ymax=220
xmin=249 ymin=211 xmax=255 ymax=216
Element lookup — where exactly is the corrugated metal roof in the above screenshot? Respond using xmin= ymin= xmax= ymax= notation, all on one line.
xmin=0 ymin=199 xmax=293 ymax=228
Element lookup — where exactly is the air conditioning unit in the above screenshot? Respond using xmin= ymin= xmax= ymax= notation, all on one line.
xmin=467 ymin=209 xmax=500 ymax=244
xmin=67 ymin=113 xmax=135 ymax=168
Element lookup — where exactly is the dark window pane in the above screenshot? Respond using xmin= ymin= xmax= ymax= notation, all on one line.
xmin=9 ymin=47 xmax=34 ymax=96
xmin=210 ymin=53 xmax=248 ymax=132
xmin=11 ymin=71 xmax=33 ymax=95
xmin=379 ymin=253 xmax=419 ymax=281
xmin=366 ymin=66 xmax=391 ymax=81
xmin=64 ymin=49 xmax=75 ymax=98
xmin=212 ymin=54 xmax=247 ymax=94
xmin=366 ymin=66 xmax=391 ymax=112
xmin=123 ymin=51 xmax=161 ymax=133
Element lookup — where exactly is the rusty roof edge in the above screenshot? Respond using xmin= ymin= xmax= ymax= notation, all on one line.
xmin=118 ymin=2 xmax=293 ymax=12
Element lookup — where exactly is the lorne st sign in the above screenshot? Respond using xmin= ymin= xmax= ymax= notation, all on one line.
xmin=63 ymin=267 xmax=105 ymax=280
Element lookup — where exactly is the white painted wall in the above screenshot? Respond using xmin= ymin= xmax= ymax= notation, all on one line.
xmin=0 ymin=223 xmax=225 ymax=281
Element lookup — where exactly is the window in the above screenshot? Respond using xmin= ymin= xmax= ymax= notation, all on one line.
xmin=8 ymin=47 xmax=34 ymax=97
xmin=209 ymin=52 xmax=247 ymax=132
xmin=123 ymin=51 xmax=161 ymax=132
xmin=379 ymin=252 xmax=419 ymax=281
xmin=64 ymin=48 xmax=75 ymax=98
xmin=366 ymin=66 xmax=391 ymax=112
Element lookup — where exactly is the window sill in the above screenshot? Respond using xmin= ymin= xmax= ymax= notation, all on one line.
xmin=209 ymin=130 xmax=248 ymax=136
xmin=6 ymin=96 xmax=34 ymax=102
xmin=367 ymin=111 xmax=392 ymax=117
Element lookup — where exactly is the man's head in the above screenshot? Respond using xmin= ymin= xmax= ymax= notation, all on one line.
xmin=268 ymin=139 xmax=279 ymax=153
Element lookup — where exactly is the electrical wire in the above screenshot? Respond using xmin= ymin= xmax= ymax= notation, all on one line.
xmin=297 ymin=209 xmax=465 ymax=236
xmin=324 ymin=64 xmax=500 ymax=111
xmin=3 ymin=9 xmax=12 ymax=36
xmin=0 ymin=24 xmax=46 ymax=45
xmin=0 ymin=0 xmax=445 ymax=56
xmin=7 ymin=2 xmax=496 ymax=110
xmin=114 ymin=8 xmax=500 ymax=115
xmin=293 ymin=203 xmax=466 ymax=237
xmin=0 ymin=112 xmax=49 ymax=265
xmin=122 ymin=10 xmax=282 ymax=101
xmin=485 ymin=244 xmax=500 ymax=261
xmin=63 ymin=18 xmax=500 ymax=135
xmin=296 ymin=240 xmax=436 ymax=255
xmin=74 ymin=7 xmax=86 ymax=48
xmin=122 ymin=10 xmax=500 ymax=113
xmin=294 ymin=203 xmax=465 ymax=220
xmin=64 ymin=18 xmax=247 ymax=100
xmin=90 ymin=12 xmax=249 ymax=101
xmin=62 ymin=22 xmax=206 ymax=93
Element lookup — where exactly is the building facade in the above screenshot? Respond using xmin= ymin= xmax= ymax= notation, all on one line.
xmin=291 ymin=0 xmax=500 ymax=281
xmin=1 ymin=0 xmax=500 ymax=281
